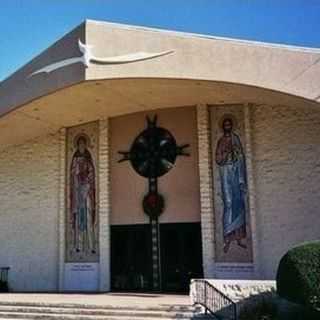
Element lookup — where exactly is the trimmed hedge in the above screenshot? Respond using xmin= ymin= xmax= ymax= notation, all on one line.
xmin=276 ymin=241 xmax=320 ymax=309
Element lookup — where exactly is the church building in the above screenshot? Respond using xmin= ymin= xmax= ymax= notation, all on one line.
xmin=0 ymin=19 xmax=319 ymax=292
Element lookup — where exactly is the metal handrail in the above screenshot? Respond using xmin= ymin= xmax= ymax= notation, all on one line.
xmin=191 ymin=279 xmax=237 ymax=320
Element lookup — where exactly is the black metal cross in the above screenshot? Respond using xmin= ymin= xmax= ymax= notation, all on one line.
xmin=118 ymin=115 xmax=189 ymax=291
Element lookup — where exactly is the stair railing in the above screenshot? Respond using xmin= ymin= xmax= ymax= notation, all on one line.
xmin=191 ymin=279 xmax=237 ymax=320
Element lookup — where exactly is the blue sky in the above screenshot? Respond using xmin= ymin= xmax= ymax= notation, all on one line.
xmin=1 ymin=0 xmax=320 ymax=81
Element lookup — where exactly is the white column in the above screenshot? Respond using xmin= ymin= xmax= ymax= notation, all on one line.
xmin=244 ymin=104 xmax=260 ymax=278
xmin=98 ymin=119 xmax=111 ymax=291
xmin=58 ymin=128 xmax=66 ymax=291
xmin=196 ymin=104 xmax=215 ymax=278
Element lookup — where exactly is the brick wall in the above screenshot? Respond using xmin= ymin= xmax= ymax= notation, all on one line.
xmin=0 ymin=133 xmax=60 ymax=291
xmin=198 ymin=103 xmax=320 ymax=279
xmin=0 ymin=103 xmax=319 ymax=291
xmin=252 ymin=104 xmax=320 ymax=279
xmin=196 ymin=104 xmax=215 ymax=277
xmin=98 ymin=119 xmax=111 ymax=291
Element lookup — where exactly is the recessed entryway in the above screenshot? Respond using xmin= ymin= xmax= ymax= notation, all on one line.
xmin=111 ymin=222 xmax=203 ymax=293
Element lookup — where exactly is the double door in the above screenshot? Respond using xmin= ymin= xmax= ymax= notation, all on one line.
xmin=111 ymin=222 xmax=203 ymax=293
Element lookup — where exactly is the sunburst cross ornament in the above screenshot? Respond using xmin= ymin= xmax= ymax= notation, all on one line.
xmin=118 ymin=115 xmax=189 ymax=291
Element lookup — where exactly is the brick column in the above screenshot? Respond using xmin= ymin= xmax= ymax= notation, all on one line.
xmin=244 ymin=104 xmax=260 ymax=278
xmin=58 ymin=128 xmax=66 ymax=291
xmin=98 ymin=119 xmax=111 ymax=291
xmin=196 ymin=104 xmax=215 ymax=277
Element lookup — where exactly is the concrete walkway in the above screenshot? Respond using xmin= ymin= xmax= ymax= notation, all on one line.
xmin=0 ymin=293 xmax=191 ymax=308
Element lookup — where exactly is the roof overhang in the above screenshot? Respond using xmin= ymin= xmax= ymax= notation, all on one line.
xmin=0 ymin=77 xmax=319 ymax=151
xmin=0 ymin=20 xmax=319 ymax=149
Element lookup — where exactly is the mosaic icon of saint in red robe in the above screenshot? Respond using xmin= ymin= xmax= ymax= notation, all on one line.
xmin=70 ymin=135 xmax=97 ymax=256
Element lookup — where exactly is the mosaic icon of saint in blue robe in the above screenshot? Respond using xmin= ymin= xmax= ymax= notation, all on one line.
xmin=215 ymin=117 xmax=247 ymax=253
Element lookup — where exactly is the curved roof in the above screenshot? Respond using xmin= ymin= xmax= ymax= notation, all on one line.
xmin=0 ymin=20 xmax=319 ymax=149
xmin=1 ymin=19 xmax=320 ymax=116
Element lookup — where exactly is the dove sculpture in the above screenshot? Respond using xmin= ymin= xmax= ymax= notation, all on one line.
xmin=29 ymin=39 xmax=174 ymax=77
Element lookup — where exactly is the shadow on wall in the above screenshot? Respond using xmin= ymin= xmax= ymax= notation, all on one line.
xmin=237 ymin=292 xmax=319 ymax=320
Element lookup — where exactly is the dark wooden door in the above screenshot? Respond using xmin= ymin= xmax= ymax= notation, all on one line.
xmin=111 ymin=224 xmax=152 ymax=291
xmin=111 ymin=222 xmax=203 ymax=293
xmin=160 ymin=222 xmax=203 ymax=293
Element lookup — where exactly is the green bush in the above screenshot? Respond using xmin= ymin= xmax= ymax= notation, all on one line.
xmin=276 ymin=241 xmax=320 ymax=310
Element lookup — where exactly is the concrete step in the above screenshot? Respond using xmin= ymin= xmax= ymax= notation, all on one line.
xmin=0 ymin=311 xmax=212 ymax=320
xmin=0 ymin=318 xmax=210 ymax=320
xmin=0 ymin=301 xmax=196 ymax=313
xmin=0 ymin=314 xmax=190 ymax=320
xmin=0 ymin=303 xmax=211 ymax=320
xmin=0 ymin=306 xmax=193 ymax=318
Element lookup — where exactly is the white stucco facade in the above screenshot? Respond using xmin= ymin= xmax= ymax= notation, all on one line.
xmin=0 ymin=20 xmax=319 ymax=292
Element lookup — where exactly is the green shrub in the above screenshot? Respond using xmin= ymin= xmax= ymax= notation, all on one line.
xmin=276 ymin=241 xmax=320 ymax=310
